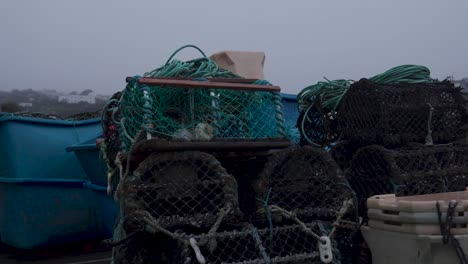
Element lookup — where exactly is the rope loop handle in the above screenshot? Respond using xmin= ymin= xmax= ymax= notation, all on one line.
xmin=165 ymin=44 xmax=208 ymax=65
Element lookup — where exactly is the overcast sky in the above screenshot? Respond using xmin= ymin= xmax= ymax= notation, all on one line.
xmin=1 ymin=0 xmax=467 ymax=95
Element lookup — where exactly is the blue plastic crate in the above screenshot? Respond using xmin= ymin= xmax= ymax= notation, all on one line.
xmin=280 ymin=93 xmax=299 ymax=124
xmin=0 ymin=114 xmax=101 ymax=179
xmin=280 ymin=93 xmax=299 ymax=144
xmin=68 ymin=136 xmax=119 ymax=239
xmin=67 ymin=134 xmax=108 ymax=187
xmin=84 ymin=182 xmax=118 ymax=238
xmin=0 ymin=177 xmax=99 ymax=249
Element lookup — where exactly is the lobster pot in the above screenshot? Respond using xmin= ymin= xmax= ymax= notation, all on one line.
xmin=346 ymin=144 xmax=468 ymax=217
xmin=115 ymin=80 xmax=285 ymax=151
xmin=176 ymin=224 xmax=340 ymax=264
xmin=255 ymin=147 xmax=355 ymax=221
xmin=120 ymin=151 xmax=239 ymax=231
xmin=338 ymin=79 xmax=468 ymax=147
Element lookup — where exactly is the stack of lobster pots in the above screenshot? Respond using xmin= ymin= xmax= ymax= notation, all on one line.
xmin=321 ymin=78 xmax=468 ymax=263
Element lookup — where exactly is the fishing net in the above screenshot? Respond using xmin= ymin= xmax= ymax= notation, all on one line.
xmin=254 ymin=147 xmax=356 ymax=221
xmin=252 ymin=147 xmax=359 ymax=264
xmin=113 ymin=223 xmax=341 ymax=264
xmin=338 ymin=78 xmax=468 ymax=147
xmin=111 ymin=147 xmax=359 ymax=263
xmin=118 ymin=151 xmax=239 ymax=231
xmin=116 ymin=79 xmax=285 ymax=151
xmin=346 ymin=143 xmax=468 ymax=217
xmin=174 ymin=223 xmax=341 ymax=264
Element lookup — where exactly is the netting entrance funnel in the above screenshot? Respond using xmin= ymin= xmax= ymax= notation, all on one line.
xmin=119 ymin=151 xmax=239 ymax=231
xmin=254 ymin=146 xmax=356 ymax=221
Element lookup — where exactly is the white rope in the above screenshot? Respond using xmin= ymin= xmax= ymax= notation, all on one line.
xmin=190 ymin=238 xmax=207 ymax=264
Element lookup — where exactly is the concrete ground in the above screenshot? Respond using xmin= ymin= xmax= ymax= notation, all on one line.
xmin=0 ymin=250 xmax=111 ymax=264
xmin=0 ymin=241 xmax=112 ymax=264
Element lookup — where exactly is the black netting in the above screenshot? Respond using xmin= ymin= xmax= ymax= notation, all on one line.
xmin=346 ymin=143 xmax=468 ymax=218
xmin=110 ymin=147 xmax=360 ymax=263
xmin=255 ymin=146 xmax=355 ymax=221
xmin=338 ymin=79 xmax=468 ymax=147
xmin=119 ymin=151 xmax=239 ymax=231
xmin=334 ymin=229 xmax=370 ymax=264
xmin=175 ymin=223 xmax=341 ymax=264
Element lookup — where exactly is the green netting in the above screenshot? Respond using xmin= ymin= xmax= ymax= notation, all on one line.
xmin=118 ymin=82 xmax=283 ymax=150
xmin=108 ymin=45 xmax=286 ymax=151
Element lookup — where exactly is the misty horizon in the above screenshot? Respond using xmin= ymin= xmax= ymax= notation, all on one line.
xmin=1 ymin=1 xmax=467 ymax=95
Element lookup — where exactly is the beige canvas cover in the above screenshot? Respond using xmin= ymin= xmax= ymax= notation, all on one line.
xmin=210 ymin=51 xmax=265 ymax=79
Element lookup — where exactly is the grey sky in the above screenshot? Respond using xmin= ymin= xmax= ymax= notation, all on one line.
xmin=1 ymin=0 xmax=467 ymax=95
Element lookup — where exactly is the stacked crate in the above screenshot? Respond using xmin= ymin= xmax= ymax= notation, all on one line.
xmin=362 ymin=190 xmax=468 ymax=264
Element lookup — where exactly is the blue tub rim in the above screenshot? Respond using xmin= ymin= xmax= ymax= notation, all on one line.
xmin=66 ymin=132 xmax=103 ymax=152
xmin=280 ymin=93 xmax=297 ymax=102
xmin=0 ymin=113 xmax=100 ymax=127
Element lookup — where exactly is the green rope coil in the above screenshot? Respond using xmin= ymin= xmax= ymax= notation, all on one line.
xmin=143 ymin=45 xmax=239 ymax=79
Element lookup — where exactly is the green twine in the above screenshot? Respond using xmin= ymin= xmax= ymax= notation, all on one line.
xmin=441 ymin=176 xmax=448 ymax=193
xmin=262 ymin=188 xmax=274 ymax=251
xmin=389 ymin=179 xmax=405 ymax=194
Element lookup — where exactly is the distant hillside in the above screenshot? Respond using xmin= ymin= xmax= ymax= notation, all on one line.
xmin=0 ymin=89 xmax=110 ymax=118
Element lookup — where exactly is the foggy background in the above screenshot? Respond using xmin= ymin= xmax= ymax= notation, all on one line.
xmin=1 ymin=0 xmax=467 ymax=95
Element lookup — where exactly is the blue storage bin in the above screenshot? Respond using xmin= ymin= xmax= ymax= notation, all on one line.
xmin=280 ymin=93 xmax=299 ymax=143
xmin=84 ymin=182 xmax=118 ymax=238
xmin=67 ymin=134 xmax=108 ymax=187
xmin=280 ymin=93 xmax=299 ymax=124
xmin=68 ymin=139 xmax=118 ymax=238
xmin=0 ymin=177 xmax=98 ymax=249
xmin=0 ymin=114 xmax=101 ymax=179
